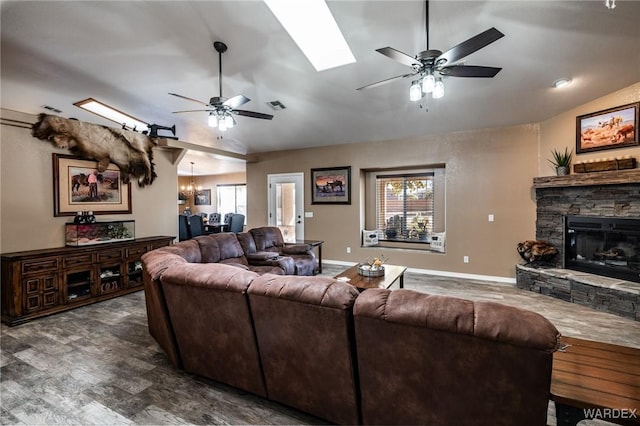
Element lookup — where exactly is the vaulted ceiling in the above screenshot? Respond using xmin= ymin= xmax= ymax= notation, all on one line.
xmin=2 ymin=1 xmax=639 ymax=175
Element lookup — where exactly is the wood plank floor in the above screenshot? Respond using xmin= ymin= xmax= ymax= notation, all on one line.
xmin=2 ymin=264 xmax=638 ymax=425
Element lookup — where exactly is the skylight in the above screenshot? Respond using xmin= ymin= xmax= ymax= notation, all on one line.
xmin=73 ymin=98 xmax=148 ymax=131
xmin=264 ymin=0 xmax=356 ymax=71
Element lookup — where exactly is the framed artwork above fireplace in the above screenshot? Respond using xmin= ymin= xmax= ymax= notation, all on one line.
xmin=576 ymin=102 xmax=639 ymax=154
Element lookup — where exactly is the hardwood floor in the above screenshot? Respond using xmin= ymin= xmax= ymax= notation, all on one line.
xmin=1 ymin=264 xmax=637 ymax=425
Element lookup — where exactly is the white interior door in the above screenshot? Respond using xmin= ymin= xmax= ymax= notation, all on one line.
xmin=267 ymin=173 xmax=304 ymax=242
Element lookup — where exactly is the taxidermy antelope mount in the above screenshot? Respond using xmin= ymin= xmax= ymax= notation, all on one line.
xmin=32 ymin=113 xmax=157 ymax=187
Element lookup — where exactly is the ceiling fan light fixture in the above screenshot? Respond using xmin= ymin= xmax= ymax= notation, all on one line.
xmin=208 ymin=112 xmax=218 ymax=128
xmin=224 ymin=114 xmax=234 ymax=129
xmin=433 ymin=77 xmax=444 ymax=99
xmin=422 ymin=72 xmax=435 ymax=94
xmin=409 ymin=80 xmax=423 ymax=102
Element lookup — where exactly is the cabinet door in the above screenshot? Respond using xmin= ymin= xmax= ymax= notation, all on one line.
xmin=64 ymin=268 xmax=94 ymax=303
xmin=23 ymin=275 xmax=59 ymax=313
xmin=98 ymin=264 xmax=123 ymax=294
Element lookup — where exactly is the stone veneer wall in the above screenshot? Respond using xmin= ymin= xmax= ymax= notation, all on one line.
xmin=516 ymin=170 xmax=640 ymax=320
xmin=535 ymin=180 xmax=640 ymax=268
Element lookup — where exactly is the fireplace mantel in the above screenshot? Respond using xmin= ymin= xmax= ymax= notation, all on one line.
xmin=533 ymin=168 xmax=640 ymax=189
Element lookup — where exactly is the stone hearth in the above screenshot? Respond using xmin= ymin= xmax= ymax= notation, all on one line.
xmin=516 ymin=169 xmax=640 ymax=320
xmin=516 ymin=264 xmax=639 ymax=320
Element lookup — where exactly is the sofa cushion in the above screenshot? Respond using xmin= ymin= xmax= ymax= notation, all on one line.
xmin=194 ymin=233 xmax=246 ymax=263
xmin=248 ymin=275 xmax=360 ymax=424
xmin=249 ymin=226 xmax=285 ymax=251
xmin=354 ymin=288 xmax=560 ymax=425
xmin=160 ymin=263 xmax=266 ymax=397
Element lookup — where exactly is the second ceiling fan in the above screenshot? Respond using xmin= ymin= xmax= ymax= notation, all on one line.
xmin=357 ymin=1 xmax=504 ymax=100
xmin=170 ymin=41 xmax=273 ymax=131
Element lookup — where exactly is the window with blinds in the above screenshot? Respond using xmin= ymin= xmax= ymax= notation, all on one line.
xmin=376 ymin=173 xmax=434 ymax=240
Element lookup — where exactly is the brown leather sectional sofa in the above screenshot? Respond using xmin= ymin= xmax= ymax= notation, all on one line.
xmin=141 ymin=237 xmax=560 ymax=425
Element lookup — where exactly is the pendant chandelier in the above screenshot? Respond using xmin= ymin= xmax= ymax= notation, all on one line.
xmin=180 ymin=162 xmax=201 ymax=196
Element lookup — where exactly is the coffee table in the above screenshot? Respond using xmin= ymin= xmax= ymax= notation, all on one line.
xmin=551 ymin=336 xmax=640 ymax=425
xmin=334 ymin=264 xmax=407 ymax=290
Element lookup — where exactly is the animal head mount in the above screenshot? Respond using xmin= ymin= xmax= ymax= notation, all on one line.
xmin=32 ymin=114 xmax=157 ymax=187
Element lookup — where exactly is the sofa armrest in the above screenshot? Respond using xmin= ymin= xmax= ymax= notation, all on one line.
xmin=282 ymin=244 xmax=312 ymax=255
xmin=246 ymin=251 xmax=280 ymax=261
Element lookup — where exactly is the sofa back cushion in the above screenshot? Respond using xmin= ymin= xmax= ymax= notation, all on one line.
xmin=248 ymin=274 xmax=361 ymax=425
xmin=249 ymin=226 xmax=284 ymax=252
xmin=160 ymin=262 xmax=266 ymax=397
xmin=354 ymin=288 xmax=559 ymax=425
xmin=236 ymin=231 xmax=257 ymax=255
xmin=194 ymin=233 xmax=246 ymax=264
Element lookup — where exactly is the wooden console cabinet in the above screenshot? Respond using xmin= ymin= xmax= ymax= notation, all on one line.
xmin=1 ymin=236 xmax=173 ymax=326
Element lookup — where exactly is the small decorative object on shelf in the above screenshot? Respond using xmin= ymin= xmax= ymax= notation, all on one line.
xmin=549 ymin=147 xmax=573 ymax=176
xmin=65 ymin=220 xmax=135 ymax=246
xmin=358 ymin=255 xmax=387 ymax=277
xmin=573 ymin=156 xmax=636 ymax=173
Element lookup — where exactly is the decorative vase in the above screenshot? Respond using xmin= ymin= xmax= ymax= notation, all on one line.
xmin=385 ymin=229 xmax=397 ymax=239
xmin=556 ymin=166 xmax=570 ymax=176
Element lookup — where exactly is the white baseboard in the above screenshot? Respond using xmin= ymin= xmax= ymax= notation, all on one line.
xmin=322 ymin=259 xmax=516 ymax=284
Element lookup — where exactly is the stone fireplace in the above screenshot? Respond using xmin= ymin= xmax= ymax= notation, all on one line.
xmin=516 ymin=169 xmax=640 ymax=320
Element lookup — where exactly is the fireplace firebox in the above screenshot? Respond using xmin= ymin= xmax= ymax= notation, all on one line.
xmin=565 ymin=215 xmax=640 ymax=283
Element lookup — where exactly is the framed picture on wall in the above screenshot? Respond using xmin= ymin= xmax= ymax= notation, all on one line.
xmin=311 ymin=166 xmax=351 ymax=205
xmin=53 ymin=153 xmax=131 ymax=216
xmin=576 ymin=102 xmax=639 ymax=153
xmin=194 ymin=189 xmax=211 ymax=205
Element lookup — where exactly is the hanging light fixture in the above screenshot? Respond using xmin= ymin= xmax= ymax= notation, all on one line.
xmin=422 ymin=71 xmax=435 ymax=94
xmin=409 ymin=80 xmax=423 ymax=102
xmin=208 ymin=112 xmax=218 ymax=128
xmin=180 ymin=162 xmax=201 ymax=196
xmin=433 ymin=77 xmax=445 ymax=99
xmin=409 ymin=71 xmax=445 ymax=102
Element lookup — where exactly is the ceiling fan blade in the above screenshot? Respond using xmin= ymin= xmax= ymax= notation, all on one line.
xmin=223 ymin=94 xmax=250 ymax=109
xmin=376 ymin=47 xmax=419 ymax=68
xmin=436 ymin=27 xmax=504 ymax=66
xmin=356 ymin=72 xmax=415 ymax=91
xmin=439 ymin=65 xmax=502 ymax=78
xmin=172 ymin=109 xmax=212 ymax=114
xmin=168 ymin=93 xmax=209 ymax=106
xmin=232 ymin=110 xmax=274 ymax=120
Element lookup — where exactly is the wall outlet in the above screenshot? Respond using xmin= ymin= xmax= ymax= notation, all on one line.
xmin=346 ymin=247 xmax=351 ymax=254
xmin=488 ymin=214 xmax=495 ymax=222
xmin=463 ymin=256 xmax=469 ymax=263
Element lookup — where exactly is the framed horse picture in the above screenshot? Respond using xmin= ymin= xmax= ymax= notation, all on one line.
xmin=311 ymin=166 xmax=351 ymax=205
xmin=53 ymin=153 xmax=132 ymax=216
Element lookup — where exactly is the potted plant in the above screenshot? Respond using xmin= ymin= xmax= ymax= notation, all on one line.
xmin=385 ymin=215 xmax=402 ymax=239
xmin=411 ymin=214 xmax=430 ymax=240
xmin=549 ymin=147 xmax=573 ymax=176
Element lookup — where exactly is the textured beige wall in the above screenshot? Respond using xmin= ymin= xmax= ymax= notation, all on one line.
xmin=248 ymin=124 xmax=540 ymax=279
xmin=0 ymin=109 xmax=178 ymax=253
xmin=539 ymin=82 xmax=640 ymax=176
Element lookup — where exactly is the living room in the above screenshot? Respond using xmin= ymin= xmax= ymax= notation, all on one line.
xmin=1 ymin=1 xmax=639 ymax=425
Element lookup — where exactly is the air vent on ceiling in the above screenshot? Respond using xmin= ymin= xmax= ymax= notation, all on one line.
xmin=266 ymin=100 xmax=286 ymax=111
xmin=41 ymin=105 xmax=63 ymax=114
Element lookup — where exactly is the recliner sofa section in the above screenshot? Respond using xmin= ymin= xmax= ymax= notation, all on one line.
xmin=142 ymin=243 xmax=560 ymax=425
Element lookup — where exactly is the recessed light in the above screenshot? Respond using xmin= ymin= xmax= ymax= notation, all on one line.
xmin=553 ymin=78 xmax=572 ymax=89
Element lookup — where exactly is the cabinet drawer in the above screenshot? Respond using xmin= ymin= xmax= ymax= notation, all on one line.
xmin=21 ymin=257 xmax=59 ymax=274
xmin=96 ymin=249 xmax=124 ymax=262
xmin=63 ymin=254 xmax=93 ymax=268
xmin=126 ymin=245 xmax=148 ymax=258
